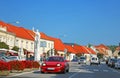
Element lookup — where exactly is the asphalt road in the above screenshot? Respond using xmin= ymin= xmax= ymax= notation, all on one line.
xmin=4 ymin=62 xmax=120 ymax=78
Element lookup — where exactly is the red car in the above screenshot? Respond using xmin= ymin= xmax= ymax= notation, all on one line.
xmin=40 ymin=56 xmax=69 ymax=74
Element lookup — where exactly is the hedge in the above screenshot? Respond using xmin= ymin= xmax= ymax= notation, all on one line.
xmin=0 ymin=61 xmax=10 ymax=71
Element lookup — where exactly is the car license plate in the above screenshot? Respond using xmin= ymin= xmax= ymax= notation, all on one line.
xmin=47 ymin=68 xmax=55 ymax=70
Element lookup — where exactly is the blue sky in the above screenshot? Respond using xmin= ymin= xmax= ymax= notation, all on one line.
xmin=0 ymin=0 xmax=120 ymax=45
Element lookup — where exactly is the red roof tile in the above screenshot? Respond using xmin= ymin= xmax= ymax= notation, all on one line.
xmin=49 ymin=37 xmax=65 ymax=51
xmin=85 ymin=47 xmax=96 ymax=54
xmin=95 ymin=44 xmax=109 ymax=55
xmin=64 ymin=44 xmax=77 ymax=54
xmin=73 ymin=44 xmax=89 ymax=54
xmin=40 ymin=32 xmax=54 ymax=41
xmin=116 ymin=47 xmax=120 ymax=50
xmin=0 ymin=21 xmax=8 ymax=27
xmin=95 ymin=44 xmax=109 ymax=50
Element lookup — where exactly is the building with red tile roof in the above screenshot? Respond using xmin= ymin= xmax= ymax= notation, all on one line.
xmin=53 ymin=38 xmax=65 ymax=51
xmin=83 ymin=46 xmax=96 ymax=55
xmin=93 ymin=44 xmax=112 ymax=58
xmin=72 ymin=44 xmax=89 ymax=54
xmin=94 ymin=44 xmax=109 ymax=55
xmin=113 ymin=46 xmax=120 ymax=58
xmin=0 ymin=21 xmax=55 ymax=57
xmin=64 ymin=44 xmax=77 ymax=54
xmin=86 ymin=47 xmax=96 ymax=55
xmin=0 ymin=21 xmax=34 ymax=40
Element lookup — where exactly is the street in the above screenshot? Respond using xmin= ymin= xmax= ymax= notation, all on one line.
xmin=5 ymin=62 xmax=120 ymax=78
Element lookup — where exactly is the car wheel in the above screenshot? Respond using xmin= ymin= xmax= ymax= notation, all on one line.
xmin=41 ymin=71 xmax=44 ymax=74
xmin=66 ymin=68 xmax=69 ymax=72
xmin=62 ymin=69 xmax=66 ymax=74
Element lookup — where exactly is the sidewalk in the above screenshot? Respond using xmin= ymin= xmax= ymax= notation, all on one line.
xmin=0 ymin=69 xmax=39 ymax=78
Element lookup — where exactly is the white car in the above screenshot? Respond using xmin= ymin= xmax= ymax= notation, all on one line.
xmin=0 ymin=56 xmax=20 ymax=62
xmin=114 ymin=59 xmax=120 ymax=69
xmin=78 ymin=56 xmax=86 ymax=64
xmin=90 ymin=57 xmax=100 ymax=65
xmin=8 ymin=56 xmax=20 ymax=61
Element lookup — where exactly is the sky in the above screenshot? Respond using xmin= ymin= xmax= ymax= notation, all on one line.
xmin=0 ymin=0 xmax=120 ymax=45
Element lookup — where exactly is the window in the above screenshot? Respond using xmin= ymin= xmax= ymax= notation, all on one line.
xmin=51 ymin=43 xmax=53 ymax=48
xmin=16 ymin=39 xmax=19 ymax=46
xmin=26 ymin=42 xmax=28 ymax=49
xmin=31 ymin=42 xmax=33 ymax=50
xmin=21 ymin=40 xmax=23 ymax=47
xmin=40 ymin=41 xmax=47 ymax=47
xmin=48 ymin=43 xmax=50 ymax=48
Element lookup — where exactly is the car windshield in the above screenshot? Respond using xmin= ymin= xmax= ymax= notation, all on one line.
xmin=5 ymin=56 xmax=19 ymax=60
xmin=92 ymin=58 xmax=97 ymax=60
xmin=80 ymin=57 xmax=86 ymax=60
xmin=47 ymin=57 xmax=64 ymax=62
xmin=112 ymin=59 xmax=117 ymax=62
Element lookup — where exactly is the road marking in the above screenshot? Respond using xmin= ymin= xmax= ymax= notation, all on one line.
xmin=68 ymin=70 xmax=81 ymax=78
xmin=93 ymin=69 xmax=99 ymax=72
xmin=108 ymin=67 xmax=120 ymax=73
xmin=103 ymin=70 xmax=108 ymax=72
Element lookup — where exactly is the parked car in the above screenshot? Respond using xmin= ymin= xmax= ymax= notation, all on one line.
xmin=0 ymin=56 xmax=11 ymax=62
xmin=0 ymin=56 xmax=20 ymax=62
xmin=41 ymin=56 xmax=69 ymax=74
xmin=90 ymin=57 xmax=100 ymax=65
xmin=8 ymin=56 xmax=20 ymax=61
xmin=107 ymin=58 xmax=117 ymax=67
xmin=114 ymin=59 xmax=120 ymax=69
xmin=78 ymin=56 xmax=86 ymax=64
xmin=110 ymin=59 xmax=117 ymax=68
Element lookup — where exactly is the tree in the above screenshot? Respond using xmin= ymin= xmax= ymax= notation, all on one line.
xmin=118 ymin=51 xmax=120 ymax=56
xmin=87 ymin=43 xmax=92 ymax=48
xmin=107 ymin=45 xmax=118 ymax=53
xmin=97 ymin=53 xmax=103 ymax=59
xmin=0 ymin=42 xmax=9 ymax=49
xmin=12 ymin=46 xmax=19 ymax=51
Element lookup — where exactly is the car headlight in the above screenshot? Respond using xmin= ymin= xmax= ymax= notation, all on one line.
xmin=42 ymin=63 xmax=46 ymax=66
xmin=57 ymin=63 xmax=61 ymax=67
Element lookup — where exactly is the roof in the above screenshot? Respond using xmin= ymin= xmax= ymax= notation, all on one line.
xmin=0 ymin=21 xmax=55 ymax=41
xmin=50 ymin=37 xmax=65 ymax=51
xmin=0 ymin=21 xmax=34 ymax=40
xmin=40 ymin=32 xmax=54 ymax=41
xmin=116 ymin=47 xmax=120 ymax=50
xmin=95 ymin=44 xmax=109 ymax=50
xmin=95 ymin=44 xmax=109 ymax=55
xmin=0 ymin=21 xmax=8 ymax=27
xmin=85 ymin=47 xmax=96 ymax=55
xmin=64 ymin=44 xmax=77 ymax=54
xmin=72 ymin=44 xmax=89 ymax=54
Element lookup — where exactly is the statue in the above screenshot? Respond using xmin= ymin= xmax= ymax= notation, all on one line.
xmin=34 ymin=29 xmax=40 ymax=61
